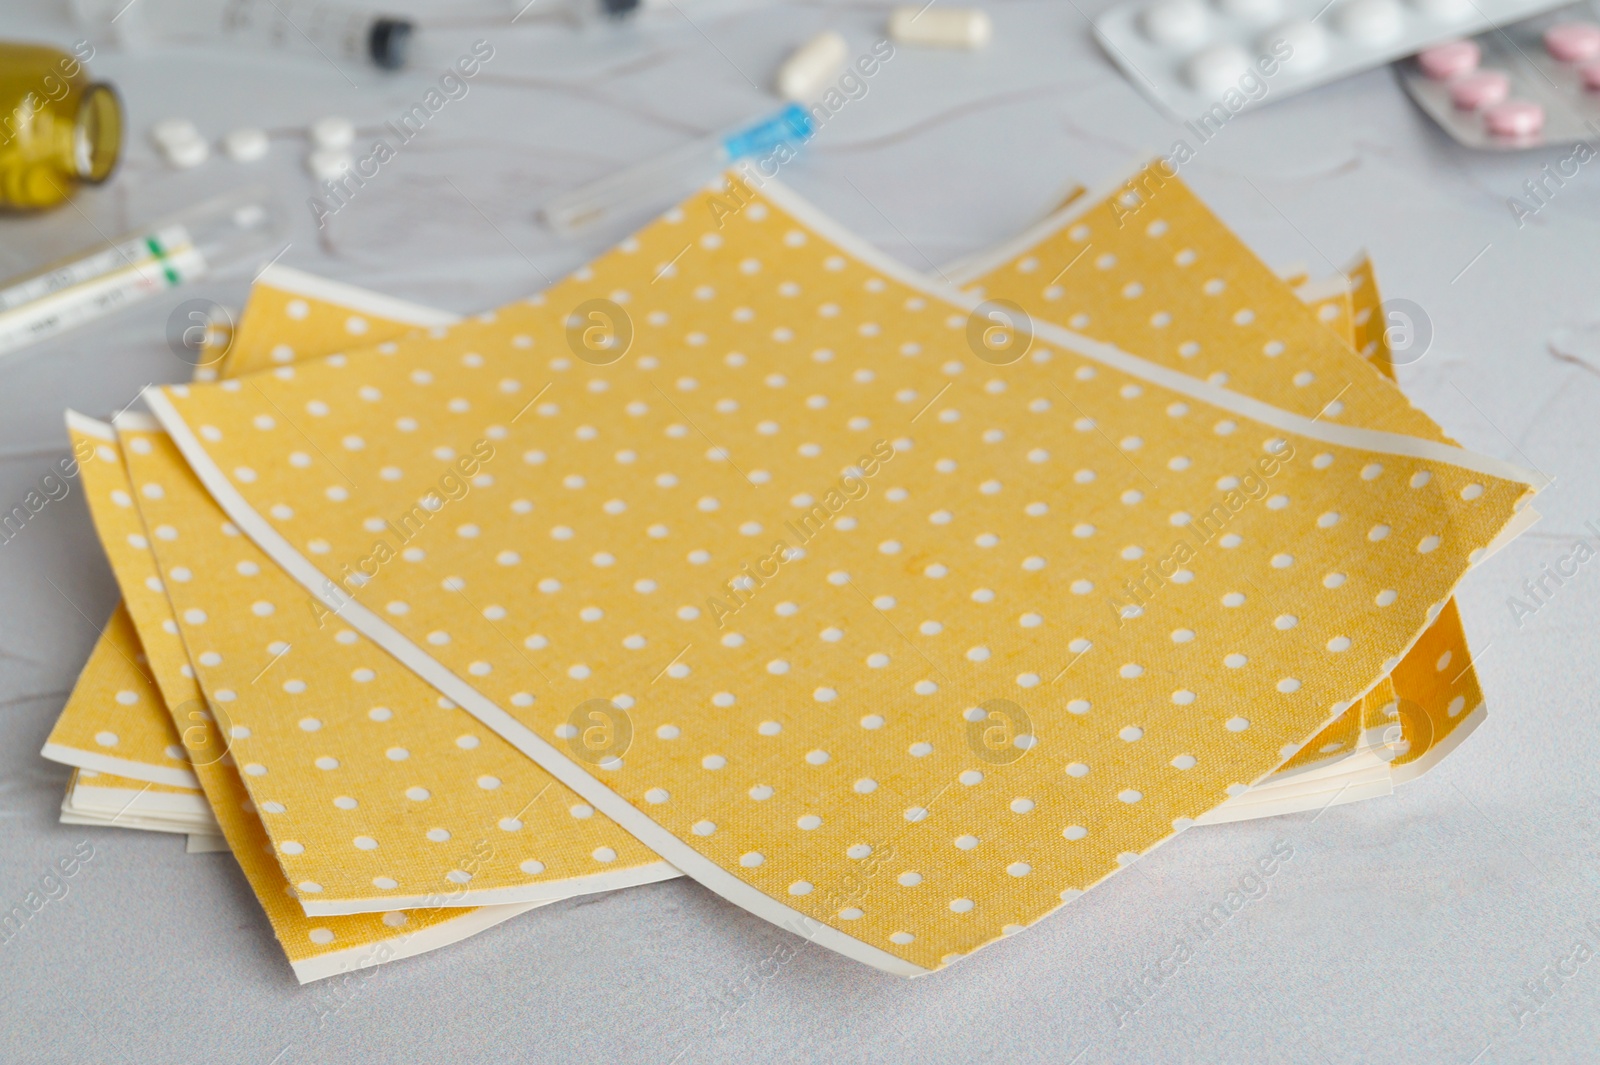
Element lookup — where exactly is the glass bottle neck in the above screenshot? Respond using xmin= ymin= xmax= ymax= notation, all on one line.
xmin=72 ymin=82 xmax=121 ymax=184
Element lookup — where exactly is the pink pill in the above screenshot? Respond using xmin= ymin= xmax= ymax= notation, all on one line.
xmin=1544 ymin=22 xmax=1600 ymax=62
xmin=1484 ymin=99 xmax=1544 ymax=137
xmin=1450 ymin=70 xmax=1509 ymax=110
xmin=1582 ymin=61 xmax=1600 ymax=90
xmin=1418 ymin=40 xmax=1480 ymax=80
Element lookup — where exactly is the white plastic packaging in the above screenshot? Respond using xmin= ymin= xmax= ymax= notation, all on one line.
xmin=1095 ymin=0 xmax=1570 ymax=117
xmin=1397 ymin=5 xmax=1600 ymax=149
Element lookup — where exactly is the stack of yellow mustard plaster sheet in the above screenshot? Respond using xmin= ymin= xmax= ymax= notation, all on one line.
xmin=142 ymin=173 xmax=1535 ymax=974
xmin=42 ymin=163 xmax=1536 ymax=979
xmin=73 ymin=411 xmax=558 ymax=981
xmin=43 ymin=271 xmax=566 ymax=981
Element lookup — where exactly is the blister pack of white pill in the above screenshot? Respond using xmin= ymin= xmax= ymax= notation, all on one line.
xmin=1096 ymin=0 xmax=1570 ymax=119
xmin=1397 ymin=4 xmax=1600 ymax=148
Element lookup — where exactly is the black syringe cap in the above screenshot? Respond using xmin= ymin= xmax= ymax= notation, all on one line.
xmin=601 ymin=0 xmax=641 ymax=17
xmin=368 ymin=17 xmax=414 ymax=70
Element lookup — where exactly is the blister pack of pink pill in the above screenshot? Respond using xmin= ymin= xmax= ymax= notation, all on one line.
xmin=1096 ymin=0 xmax=1569 ymax=118
xmin=1397 ymin=7 xmax=1600 ymax=148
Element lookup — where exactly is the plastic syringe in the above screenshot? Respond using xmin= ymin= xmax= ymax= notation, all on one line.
xmin=70 ymin=0 xmax=415 ymax=70
xmin=542 ymin=103 xmax=814 ymax=236
xmin=0 ymin=188 xmax=283 ymax=358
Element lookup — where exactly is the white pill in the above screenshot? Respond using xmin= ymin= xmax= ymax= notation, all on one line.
xmin=1267 ymin=19 xmax=1329 ymax=69
xmin=1140 ymin=0 xmax=1207 ymax=46
xmin=308 ymin=148 xmax=354 ymax=181
xmin=151 ymin=118 xmax=200 ymax=151
xmin=889 ymin=7 xmax=992 ymax=48
xmin=222 ymin=127 xmax=269 ymax=162
xmin=1216 ymin=0 xmax=1280 ymax=21
xmin=1185 ymin=43 xmax=1251 ymax=92
xmin=776 ymin=31 xmax=848 ymax=101
xmin=310 ymin=115 xmax=355 ymax=150
xmin=162 ymin=136 xmax=209 ymax=170
xmin=1334 ymin=0 xmax=1402 ymax=43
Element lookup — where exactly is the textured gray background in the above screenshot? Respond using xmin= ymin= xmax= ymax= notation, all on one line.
xmin=3 ymin=0 xmax=1600 ymax=1061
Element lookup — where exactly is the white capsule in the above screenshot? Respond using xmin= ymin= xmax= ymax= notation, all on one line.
xmin=889 ymin=6 xmax=992 ymax=48
xmin=776 ymin=31 xmax=848 ymax=101
xmin=308 ymin=148 xmax=354 ymax=181
xmin=1185 ymin=43 xmax=1251 ymax=92
xmin=310 ymin=115 xmax=356 ymax=150
xmin=1141 ymin=0 xmax=1207 ymax=46
xmin=1334 ymin=0 xmax=1402 ymax=43
xmin=223 ymin=127 xmax=269 ymax=162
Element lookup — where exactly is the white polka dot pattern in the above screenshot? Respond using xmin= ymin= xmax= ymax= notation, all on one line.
xmin=69 ymin=417 xmax=539 ymax=977
xmin=964 ymin=184 xmax=1494 ymax=778
xmin=120 ymin=407 xmax=667 ymax=905
xmin=41 ymin=600 xmax=197 ymax=788
xmin=152 ymin=178 xmax=1532 ymax=972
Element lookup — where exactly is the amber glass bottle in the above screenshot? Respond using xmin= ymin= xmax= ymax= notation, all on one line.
xmin=0 ymin=41 xmax=121 ymax=211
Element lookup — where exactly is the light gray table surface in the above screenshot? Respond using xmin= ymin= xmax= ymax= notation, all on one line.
xmin=4 ymin=1 xmax=1600 ymax=1061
